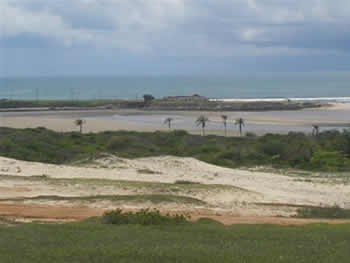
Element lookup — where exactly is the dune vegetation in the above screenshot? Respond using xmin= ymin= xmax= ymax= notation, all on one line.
xmin=0 ymin=127 xmax=349 ymax=171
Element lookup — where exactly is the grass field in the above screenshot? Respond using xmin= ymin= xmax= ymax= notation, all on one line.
xmin=0 ymin=219 xmax=349 ymax=263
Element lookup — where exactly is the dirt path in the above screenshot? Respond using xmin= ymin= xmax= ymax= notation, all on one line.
xmin=0 ymin=203 xmax=104 ymax=220
xmin=1 ymin=203 xmax=349 ymax=226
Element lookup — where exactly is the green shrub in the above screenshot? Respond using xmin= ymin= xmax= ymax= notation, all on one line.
xmin=171 ymin=130 xmax=189 ymax=137
xmin=259 ymin=141 xmax=286 ymax=156
xmin=245 ymin=132 xmax=257 ymax=137
xmin=174 ymin=180 xmax=200 ymax=185
xmin=311 ymin=151 xmax=348 ymax=171
xmin=107 ymin=136 xmax=131 ymax=150
xmin=102 ymin=209 xmax=189 ymax=225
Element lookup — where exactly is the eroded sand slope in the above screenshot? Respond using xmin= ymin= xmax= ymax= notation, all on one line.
xmin=0 ymin=155 xmax=349 ymax=223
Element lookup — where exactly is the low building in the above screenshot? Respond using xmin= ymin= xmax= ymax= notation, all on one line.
xmin=163 ymin=94 xmax=208 ymax=102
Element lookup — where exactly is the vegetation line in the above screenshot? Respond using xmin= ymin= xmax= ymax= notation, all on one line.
xmin=0 ymin=194 xmax=207 ymax=205
xmin=0 ymin=127 xmax=349 ymax=171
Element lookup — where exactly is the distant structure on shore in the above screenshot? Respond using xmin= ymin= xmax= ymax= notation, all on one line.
xmin=162 ymin=94 xmax=208 ymax=102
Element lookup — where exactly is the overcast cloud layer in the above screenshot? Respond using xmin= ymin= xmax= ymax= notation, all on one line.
xmin=1 ymin=0 xmax=350 ymax=76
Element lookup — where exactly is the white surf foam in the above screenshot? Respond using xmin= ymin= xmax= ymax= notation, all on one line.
xmin=210 ymin=97 xmax=350 ymax=103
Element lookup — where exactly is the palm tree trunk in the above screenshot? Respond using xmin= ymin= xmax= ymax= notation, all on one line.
xmin=202 ymin=124 xmax=205 ymax=136
xmin=224 ymin=123 xmax=227 ymax=137
xmin=80 ymin=124 xmax=83 ymax=134
xmin=239 ymin=124 xmax=242 ymax=136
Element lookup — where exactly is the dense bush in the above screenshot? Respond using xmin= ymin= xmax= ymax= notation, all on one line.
xmin=0 ymin=127 xmax=349 ymax=171
xmin=102 ymin=209 xmax=189 ymax=225
xmin=311 ymin=151 xmax=350 ymax=171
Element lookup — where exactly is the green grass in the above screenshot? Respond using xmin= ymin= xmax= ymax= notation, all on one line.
xmin=0 ymin=219 xmax=349 ymax=262
xmin=0 ymin=194 xmax=206 ymax=206
xmin=0 ymin=127 xmax=350 ymax=171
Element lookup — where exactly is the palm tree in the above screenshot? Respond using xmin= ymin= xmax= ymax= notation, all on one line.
xmin=235 ymin=118 xmax=245 ymax=136
xmin=75 ymin=119 xmax=85 ymax=134
xmin=164 ymin=117 xmax=174 ymax=130
xmin=196 ymin=115 xmax=209 ymax=136
xmin=312 ymin=125 xmax=320 ymax=137
xmin=221 ymin=115 xmax=228 ymax=136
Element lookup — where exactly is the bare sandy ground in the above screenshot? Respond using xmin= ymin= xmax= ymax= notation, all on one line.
xmin=0 ymin=155 xmax=349 ymax=224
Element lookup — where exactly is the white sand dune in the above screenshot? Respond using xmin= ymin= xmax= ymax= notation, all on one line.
xmin=0 ymin=155 xmax=349 ymax=210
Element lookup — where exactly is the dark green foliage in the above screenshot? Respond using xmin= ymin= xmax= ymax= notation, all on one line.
xmin=0 ymin=127 xmax=349 ymax=171
xmin=143 ymin=94 xmax=155 ymax=105
xmin=245 ymin=132 xmax=257 ymax=137
xmin=296 ymin=206 xmax=350 ymax=219
xmin=0 ymin=220 xmax=350 ymax=262
xmin=102 ymin=209 xmax=189 ymax=225
xmin=311 ymin=151 xmax=350 ymax=171
xmin=1 ymin=194 xmax=206 ymax=206
xmin=174 ymin=180 xmax=200 ymax=185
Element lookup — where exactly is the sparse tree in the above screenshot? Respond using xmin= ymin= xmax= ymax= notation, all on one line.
xmin=196 ymin=115 xmax=209 ymax=136
xmin=143 ymin=94 xmax=154 ymax=105
xmin=221 ymin=115 xmax=228 ymax=136
xmin=312 ymin=125 xmax=320 ymax=137
xmin=75 ymin=119 xmax=86 ymax=134
xmin=164 ymin=117 xmax=174 ymax=130
xmin=235 ymin=118 xmax=245 ymax=136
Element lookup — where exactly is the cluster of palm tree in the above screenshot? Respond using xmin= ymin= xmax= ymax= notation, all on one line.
xmin=164 ymin=115 xmax=246 ymax=137
xmin=196 ymin=115 xmax=209 ymax=136
xmin=76 ymin=117 xmax=322 ymax=138
xmin=164 ymin=117 xmax=174 ymax=130
xmin=196 ymin=115 xmax=245 ymax=136
xmin=312 ymin=125 xmax=320 ymax=137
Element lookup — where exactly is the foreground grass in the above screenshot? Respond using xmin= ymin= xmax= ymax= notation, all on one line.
xmin=1 ymin=127 xmax=350 ymax=171
xmin=0 ymin=219 xmax=349 ymax=262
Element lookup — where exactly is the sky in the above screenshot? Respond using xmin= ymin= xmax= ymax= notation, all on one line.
xmin=1 ymin=0 xmax=350 ymax=76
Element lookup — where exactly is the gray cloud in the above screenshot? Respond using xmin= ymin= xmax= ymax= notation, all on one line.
xmin=1 ymin=0 xmax=350 ymax=56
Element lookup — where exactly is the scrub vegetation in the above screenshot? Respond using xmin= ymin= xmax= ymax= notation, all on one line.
xmin=0 ymin=127 xmax=350 ymax=171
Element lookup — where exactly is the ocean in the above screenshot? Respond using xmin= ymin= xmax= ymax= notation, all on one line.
xmin=0 ymin=72 xmax=350 ymax=101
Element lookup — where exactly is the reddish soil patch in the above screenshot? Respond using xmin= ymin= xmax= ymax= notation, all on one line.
xmin=0 ymin=203 xmax=105 ymax=220
xmin=0 ymin=186 xmax=31 ymax=193
xmin=0 ymin=203 xmax=350 ymax=225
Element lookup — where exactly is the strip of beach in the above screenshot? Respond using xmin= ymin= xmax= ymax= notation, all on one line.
xmin=0 ymin=102 xmax=348 ymax=135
